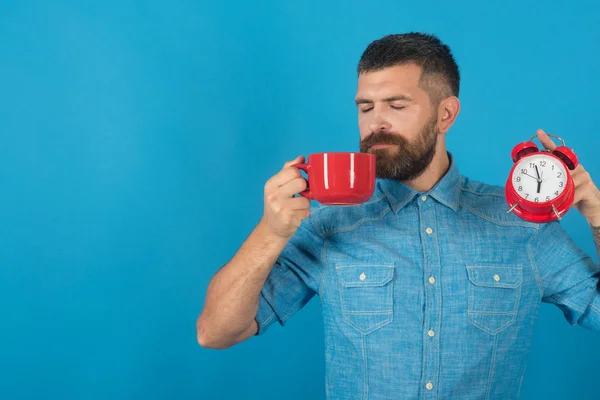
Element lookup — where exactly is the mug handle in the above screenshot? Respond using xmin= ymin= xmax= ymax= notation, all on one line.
xmin=292 ymin=163 xmax=313 ymax=199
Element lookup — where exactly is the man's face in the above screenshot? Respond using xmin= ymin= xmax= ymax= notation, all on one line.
xmin=356 ymin=64 xmax=439 ymax=181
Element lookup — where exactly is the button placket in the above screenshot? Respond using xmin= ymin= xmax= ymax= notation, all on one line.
xmin=418 ymin=194 xmax=440 ymax=398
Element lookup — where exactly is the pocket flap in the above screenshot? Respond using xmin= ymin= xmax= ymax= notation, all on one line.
xmin=467 ymin=265 xmax=522 ymax=288
xmin=336 ymin=264 xmax=394 ymax=287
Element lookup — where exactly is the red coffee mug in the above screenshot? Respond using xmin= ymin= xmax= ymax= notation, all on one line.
xmin=293 ymin=152 xmax=376 ymax=205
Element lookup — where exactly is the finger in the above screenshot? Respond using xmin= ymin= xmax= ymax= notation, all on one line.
xmin=286 ymin=207 xmax=311 ymax=224
xmin=283 ymin=155 xmax=305 ymax=169
xmin=279 ymin=177 xmax=308 ymax=197
xmin=569 ymin=163 xmax=586 ymax=177
xmin=571 ymin=181 xmax=592 ymax=205
xmin=573 ymin=172 xmax=595 ymax=195
xmin=537 ymin=129 xmax=557 ymax=151
xmin=286 ymin=196 xmax=311 ymax=210
xmin=298 ymin=208 xmax=311 ymax=221
xmin=572 ymin=190 xmax=584 ymax=206
xmin=267 ymin=165 xmax=302 ymax=188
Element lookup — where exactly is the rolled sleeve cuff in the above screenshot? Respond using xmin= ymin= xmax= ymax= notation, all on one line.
xmin=254 ymin=292 xmax=279 ymax=336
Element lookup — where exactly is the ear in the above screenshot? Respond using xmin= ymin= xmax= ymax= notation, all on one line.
xmin=436 ymin=96 xmax=460 ymax=135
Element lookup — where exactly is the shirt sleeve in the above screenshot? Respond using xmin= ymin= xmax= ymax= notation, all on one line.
xmin=255 ymin=212 xmax=325 ymax=335
xmin=531 ymin=221 xmax=600 ymax=331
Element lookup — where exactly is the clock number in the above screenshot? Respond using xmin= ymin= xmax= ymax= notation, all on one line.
xmin=535 ymin=197 xmax=539 ymax=202
xmin=557 ymin=172 xmax=562 ymax=178
xmin=552 ymin=165 xmax=555 ymax=170
xmin=529 ymin=162 xmax=536 ymax=168
xmin=559 ymin=182 xmax=564 ymax=187
xmin=540 ymin=161 xmax=547 ymax=167
xmin=516 ymin=176 xmax=521 ymax=182
xmin=518 ymin=186 xmax=523 ymax=191
xmin=521 ymin=168 xmax=527 ymax=174
xmin=546 ymin=196 xmax=550 ymax=201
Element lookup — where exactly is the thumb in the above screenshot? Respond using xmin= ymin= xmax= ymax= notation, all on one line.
xmin=283 ymin=155 xmax=305 ymax=169
xmin=537 ymin=128 xmax=557 ymax=151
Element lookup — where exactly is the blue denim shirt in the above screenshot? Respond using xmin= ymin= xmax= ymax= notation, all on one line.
xmin=255 ymin=153 xmax=600 ymax=399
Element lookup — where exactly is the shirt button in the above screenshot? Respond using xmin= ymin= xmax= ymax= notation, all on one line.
xmin=426 ymin=227 xmax=433 ymax=235
xmin=493 ymin=274 xmax=500 ymax=282
xmin=428 ymin=276 xmax=435 ymax=284
xmin=359 ymin=273 xmax=366 ymax=281
xmin=428 ymin=329 xmax=435 ymax=337
xmin=421 ymin=195 xmax=427 ymax=202
xmin=426 ymin=382 xmax=433 ymax=390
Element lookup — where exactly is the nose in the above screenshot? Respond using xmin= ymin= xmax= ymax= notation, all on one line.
xmin=369 ymin=110 xmax=392 ymax=133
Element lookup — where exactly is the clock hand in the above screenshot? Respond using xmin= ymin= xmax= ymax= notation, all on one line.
xmin=523 ymin=173 xmax=539 ymax=181
xmin=535 ymin=165 xmax=541 ymax=193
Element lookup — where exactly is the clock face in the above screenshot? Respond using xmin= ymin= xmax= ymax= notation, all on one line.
xmin=511 ymin=154 xmax=568 ymax=203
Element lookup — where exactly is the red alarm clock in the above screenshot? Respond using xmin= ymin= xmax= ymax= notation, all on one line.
xmin=506 ymin=133 xmax=578 ymax=223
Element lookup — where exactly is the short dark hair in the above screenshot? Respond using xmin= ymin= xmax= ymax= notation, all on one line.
xmin=357 ymin=33 xmax=460 ymax=104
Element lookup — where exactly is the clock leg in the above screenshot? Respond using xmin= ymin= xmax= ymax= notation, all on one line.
xmin=552 ymin=205 xmax=562 ymax=221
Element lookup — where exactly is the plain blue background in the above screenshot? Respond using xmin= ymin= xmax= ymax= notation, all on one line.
xmin=1 ymin=1 xmax=599 ymax=399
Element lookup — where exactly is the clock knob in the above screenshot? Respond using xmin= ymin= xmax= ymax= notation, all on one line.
xmin=552 ymin=146 xmax=578 ymax=170
xmin=511 ymin=141 xmax=538 ymax=163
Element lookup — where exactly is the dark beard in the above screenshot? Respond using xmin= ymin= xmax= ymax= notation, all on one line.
xmin=359 ymin=116 xmax=438 ymax=181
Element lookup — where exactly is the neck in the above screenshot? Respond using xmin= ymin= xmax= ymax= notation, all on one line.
xmin=403 ymin=144 xmax=450 ymax=192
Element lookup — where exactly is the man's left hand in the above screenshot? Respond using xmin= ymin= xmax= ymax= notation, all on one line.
xmin=537 ymin=128 xmax=600 ymax=227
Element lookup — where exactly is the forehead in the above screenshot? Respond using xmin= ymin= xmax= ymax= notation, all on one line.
xmin=356 ymin=64 xmax=425 ymax=99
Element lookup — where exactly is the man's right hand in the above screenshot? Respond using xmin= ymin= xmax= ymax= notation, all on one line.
xmin=261 ymin=156 xmax=312 ymax=239
xmin=198 ymin=156 xmax=312 ymax=349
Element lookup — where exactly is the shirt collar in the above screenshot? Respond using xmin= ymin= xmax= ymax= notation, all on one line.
xmin=378 ymin=152 xmax=462 ymax=214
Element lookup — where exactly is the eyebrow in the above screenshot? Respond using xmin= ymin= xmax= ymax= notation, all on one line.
xmin=355 ymin=95 xmax=413 ymax=105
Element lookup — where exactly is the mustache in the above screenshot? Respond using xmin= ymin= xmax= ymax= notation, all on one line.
xmin=360 ymin=131 xmax=408 ymax=151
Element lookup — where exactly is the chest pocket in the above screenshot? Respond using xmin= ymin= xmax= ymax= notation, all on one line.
xmin=467 ymin=264 xmax=522 ymax=335
xmin=336 ymin=264 xmax=394 ymax=335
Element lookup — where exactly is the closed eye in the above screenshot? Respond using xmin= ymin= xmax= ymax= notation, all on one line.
xmin=390 ymin=105 xmax=405 ymax=111
xmin=360 ymin=107 xmax=373 ymax=113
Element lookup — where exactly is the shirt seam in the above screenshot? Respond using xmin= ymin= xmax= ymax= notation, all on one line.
xmin=485 ymin=333 xmax=499 ymax=399
xmin=317 ymin=237 xmax=329 ymax=298
xmin=362 ymin=194 xmax=387 ymax=206
xmin=310 ymin=195 xmax=387 ymax=238
xmin=309 ymin=210 xmax=328 ymax=298
xmin=460 ymin=187 xmax=505 ymax=198
xmin=526 ymin=226 xmax=545 ymax=298
xmin=258 ymin=311 xmax=276 ymax=332
xmin=362 ymin=334 xmax=369 ymax=400
xmin=322 ymin=205 xmax=391 ymax=237
xmin=590 ymin=302 xmax=600 ymax=315
xmin=459 ymin=201 xmax=539 ymax=228
xmin=310 ymin=209 xmax=327 ymax=239
xmin=310 ymin=195 xmax=386 ymax=218
xmin=550 ymin=293 xmax=585 ymax=314
xmin=255 ymin=295 xmax=278 ymax=335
